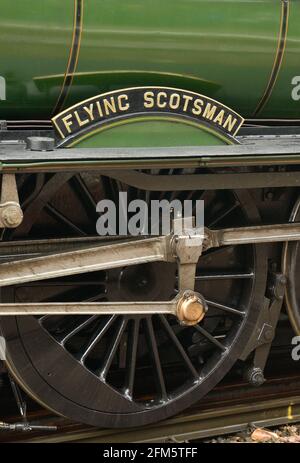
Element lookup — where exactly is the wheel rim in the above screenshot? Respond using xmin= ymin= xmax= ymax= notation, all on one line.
xmin=283 ymin=196 xmax=300 ymax=335
xmin=0 ymin=172 xmax=267 ymax=427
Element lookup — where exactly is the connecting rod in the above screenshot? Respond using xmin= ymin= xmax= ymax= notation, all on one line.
xmin=1 ymin=219 xmax=300 ymax=323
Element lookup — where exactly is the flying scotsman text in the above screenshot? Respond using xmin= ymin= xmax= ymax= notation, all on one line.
xmin=52 ymin=87 xmax=244 ymax=141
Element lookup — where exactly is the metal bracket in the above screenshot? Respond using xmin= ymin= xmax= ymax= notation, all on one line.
xmin=240 ymin=273 xmax=286 ymax=386
xmin=0 ymin=374 xmax=57 ymax=433
xmin=0 ymin=174 xmax=23 ymax=228
xmin=171 ymin=215 xmax=204 ymax=291
xmin=8 ymin=374 xmax=27 ymax=422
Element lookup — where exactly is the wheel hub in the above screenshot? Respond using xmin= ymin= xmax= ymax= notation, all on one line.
xmin=176 ymin=291 xmax=208 ymax=326
xmin=107 ymin=262 xmax=176 ymax=302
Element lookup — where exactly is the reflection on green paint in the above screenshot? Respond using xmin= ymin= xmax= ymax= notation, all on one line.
xmin=72 ymin=120 xmax=228 ymax=148
xmin=0 ymin=0 xmax=73 ymax=119
xmin=1 ymin=1 xmax=299 ymax=120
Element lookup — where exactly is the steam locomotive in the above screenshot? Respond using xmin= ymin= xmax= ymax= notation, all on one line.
xmin=0 ymin=0 xmax=299 ymax=428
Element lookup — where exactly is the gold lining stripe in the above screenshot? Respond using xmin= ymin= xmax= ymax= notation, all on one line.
xmin=52 ymin=0 xmax=84 ymax=116
xmin=35 ymin=70 xmax=218 ymax=87
xmin=253 ymin=0 xmax=290 ymax=116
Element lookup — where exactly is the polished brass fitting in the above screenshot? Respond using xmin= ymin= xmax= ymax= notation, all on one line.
xmin=176 ymin=291 xmax=208 ymax=326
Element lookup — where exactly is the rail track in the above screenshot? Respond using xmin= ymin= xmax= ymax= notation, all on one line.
xmin=46 ymin=395 xmax=300 ymax=444
xmin=1 ymin=365 xmax=300 ymax=443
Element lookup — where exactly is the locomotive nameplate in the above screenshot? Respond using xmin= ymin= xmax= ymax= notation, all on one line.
xmin=52 ymin=87 xmax=244 ymax=143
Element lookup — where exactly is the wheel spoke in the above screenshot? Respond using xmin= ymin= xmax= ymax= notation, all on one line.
xmin=60 ymin=315 xmax=99 ymax=345
xmin=159 ymin=315 xmax=198 ymax=379
xmin=125 ymin=319 xmax=140 ymax=399
xmin=206 ymin=299 xmax=245 ymax=317
xmin=84 ymin=293 xmax=107 ymax=302
xmin=194 ymin=325 xmax=227 ymax=352
xmin=70 ymin=174 xmax=97 ymax=217
xmin=11 ymin=173 xmax=74 ymax=237
xmin=101 ymin=176 xmax=120 ymax=203
xmin=79 ymin=315 xmax=117 ymax=363
xmin=38 ymin=315 xmax=51 ymax=323
xmin=146 ymin=318 xmax=167 ymax=401
xmin=195 ymin=271 xmax=254 ymax=281
xmin=208 ymin=201 xmax=239 ymax=228
xmin=99 ymin=317 xmax=128 ymax=381
xmin=45 ymin=204 xmax=87 ymax=236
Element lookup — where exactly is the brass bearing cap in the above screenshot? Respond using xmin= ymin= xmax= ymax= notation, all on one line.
xmin=176 ymin=291 xmax=208 ymax=326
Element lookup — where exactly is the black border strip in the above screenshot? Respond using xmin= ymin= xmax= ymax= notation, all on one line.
xmin=52 ymin=0 xmax=83 ymax=116
xmin=253 ymin=0 xmax=290 ymax=116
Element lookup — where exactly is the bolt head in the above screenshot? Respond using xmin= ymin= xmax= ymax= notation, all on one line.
xmin=251 ymin=370 xmax=265 ymax=387
xmin=2 ymin=205 xmax=23 ymax=228
xmin=245 ymin=367 xmax=266 ymax=387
